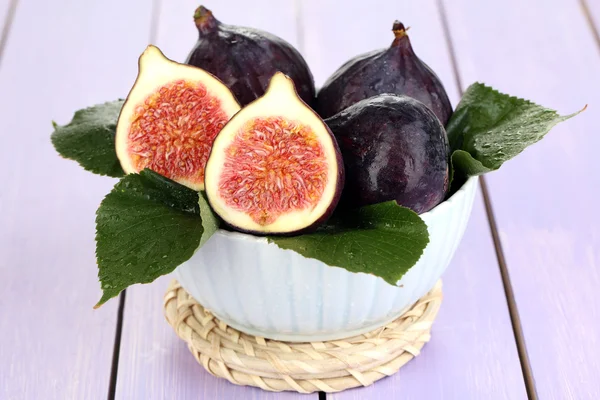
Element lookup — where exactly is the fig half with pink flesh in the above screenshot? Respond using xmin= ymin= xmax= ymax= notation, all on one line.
xmin=204 ymin=72 xmax=344 ymax=235
xmin=115 ymin=45 xmax=241 ymax=191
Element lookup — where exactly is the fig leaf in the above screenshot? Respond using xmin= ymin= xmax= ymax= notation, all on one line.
xmin=199 ymin=192 xmax=220 ymax=248
xmin=94 ymin=169 xmax=217 ymax=307
xmin=447 ymin=83 xmax=584 ymax=177
xmin=268 ymin=201 xmax=429 ymax=286
xmin=51 ymin=100 xmax=125 ymax=177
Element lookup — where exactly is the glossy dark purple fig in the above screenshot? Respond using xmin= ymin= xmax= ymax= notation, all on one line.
xmin=186 ymin=6 xmax=315 ymax=107
xmin=317 ymin=22 xmax=453 ymax=125
xmin=325 ymin=94 xmax=450 ymax=214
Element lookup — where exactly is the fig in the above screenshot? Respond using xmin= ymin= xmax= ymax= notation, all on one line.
xmin=326 ymin=94 xmax=449 ymax=214
xmin=115 ymin=45 xmax=241 ymax=191
xmin=186 ymin=6 xmax=316 ymax=107
xmin=316 ymin=21 xmax=453 ymax=125
xmin=204 ymin=72 xmax=344 ymax=235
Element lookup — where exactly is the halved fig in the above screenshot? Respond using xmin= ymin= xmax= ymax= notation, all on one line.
xmin=115 ymin=45 xmax=241 ymax=190
xmin=204 ymin=72 xmax=344 ymax=235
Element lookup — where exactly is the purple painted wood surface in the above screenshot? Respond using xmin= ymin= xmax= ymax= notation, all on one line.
xmin=114 ymin=2 xmax=313 ymax=399
xmin=443 ymin=0 xmax=600 ymax=398
xmin=0 ymin=0 xmax=154 ymax=398
xmin=2 ymin=0 xmax=598 ymax=398
xmin=301 ymin=2 xmax=527 ymax=398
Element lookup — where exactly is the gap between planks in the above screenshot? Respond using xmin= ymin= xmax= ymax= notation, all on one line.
xmin=581 ymin=0 xmax=600 ymax=52
xmin=0 ymin=0 xmax=19 ymax=67
xmin=436 ymin=0 xmax=539 ymax=399
xmin=107 ymin=0 xmax=163 ymax=398
xmin=107 ymin=291 xmax=127 ymax=400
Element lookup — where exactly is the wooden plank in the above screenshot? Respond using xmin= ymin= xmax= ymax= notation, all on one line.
xmin=114 ymin=1 xmax=314 ymax=399
xmin=301 ymin=1 xmax=527 ymax=399
xmin=442 ymin=0 xmax=600 ymax=398
xmin=0 ymin=0 xmax=153 ymax=399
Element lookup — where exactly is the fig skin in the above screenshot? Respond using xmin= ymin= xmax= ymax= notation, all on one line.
xmin=187 ymin=6 xmax=316 ymax=107
xmin=204 ymin=72 xmax=344 ymax=236
xmin=316 ymin=22 xmax=453 ymax=125
xmin=325 ymin=94 xmax=450 ymax=214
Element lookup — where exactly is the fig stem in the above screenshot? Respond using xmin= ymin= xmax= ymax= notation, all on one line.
xmin=392 ymin=21 xmax=410 ymax=39
xmin=194 ymin=5 xmax=219 ymax=34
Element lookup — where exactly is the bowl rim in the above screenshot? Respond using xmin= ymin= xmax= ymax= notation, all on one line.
xmin=214 ymin=176 xmax=479 ymax=242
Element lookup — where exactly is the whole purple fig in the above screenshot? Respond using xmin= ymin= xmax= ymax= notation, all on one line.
xmin=186 ymin=6 xmax=316 ymax=107
xmin=326 ymin=94 xmax=450 ymax=214
xmin=317 ymin=22 xmax=453 ymax=125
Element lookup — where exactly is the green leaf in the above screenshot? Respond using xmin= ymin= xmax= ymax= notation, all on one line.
xmin=198 ymin=192 xmax=220 ymax=248
xmin=51 ymin=100 xmax=125 ymax=177
xmin=269 ymin=202 xmax=429 ymax=285
xmin=451 ymin=149 xmax=491 ymax=176
xmin=94 ymin=169 xmax=213 ymax=307
xmin=446 ymin=83 xmax=585 ymax=176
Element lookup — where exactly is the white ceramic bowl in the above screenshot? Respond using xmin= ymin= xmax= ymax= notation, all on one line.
xmin=174 ymin=176 xmax=479 ymax=342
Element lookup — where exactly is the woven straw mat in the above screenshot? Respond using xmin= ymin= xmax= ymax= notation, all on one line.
xmin=164 ymin=279 xmax=443 ymax=393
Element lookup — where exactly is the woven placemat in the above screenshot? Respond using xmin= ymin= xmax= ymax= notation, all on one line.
xmin=164 ymin=280 xmax=443 ymax=393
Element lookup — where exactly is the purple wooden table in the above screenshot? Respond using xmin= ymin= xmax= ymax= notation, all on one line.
xmin=1 ymin=0 xmax=598 ymax=399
